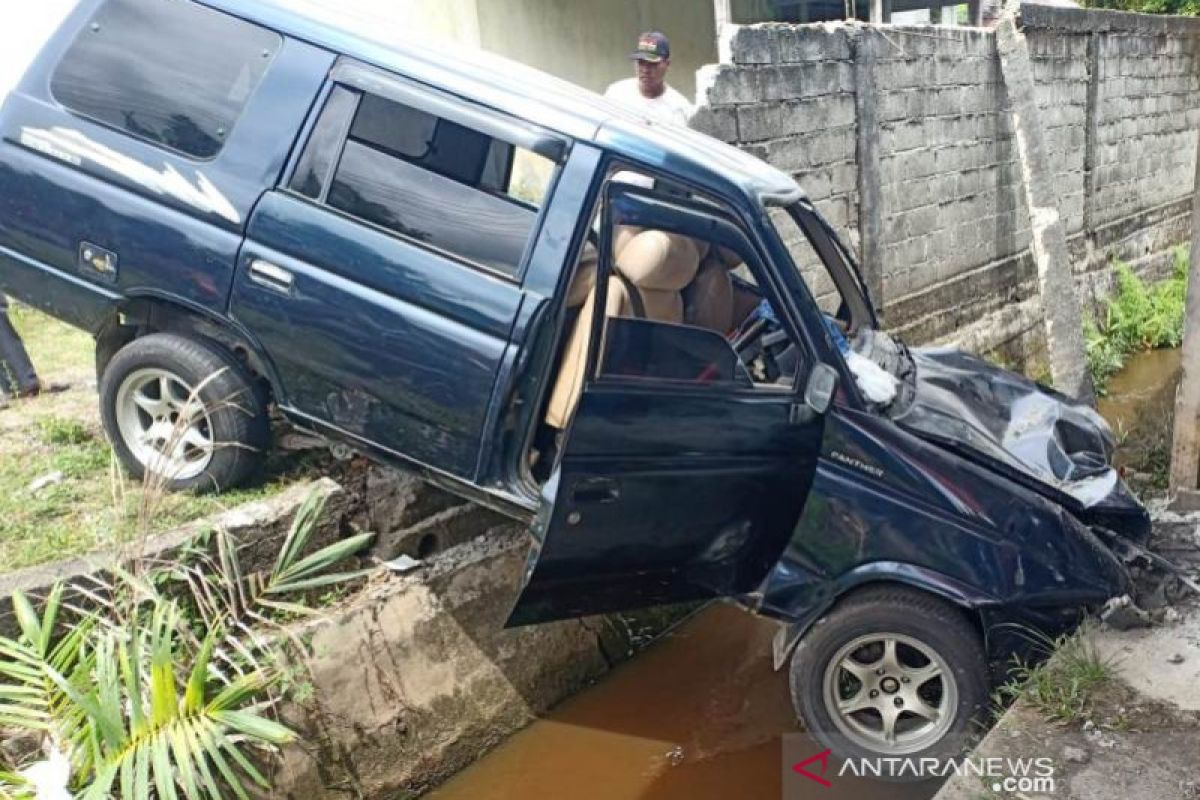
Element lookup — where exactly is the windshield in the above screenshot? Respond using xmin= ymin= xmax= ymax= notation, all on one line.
xmin=769 ymin=201 xmax=919 ymax=411
xmin=768 ymin=200 xmax=875 ymax=334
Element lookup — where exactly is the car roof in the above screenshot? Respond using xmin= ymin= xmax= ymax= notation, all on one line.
xmin=197 ymin=0 xmax=802 ymax=205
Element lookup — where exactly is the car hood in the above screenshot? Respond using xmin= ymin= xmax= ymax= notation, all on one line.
xmin=894 ymin=347 xmax=1121 ymax=508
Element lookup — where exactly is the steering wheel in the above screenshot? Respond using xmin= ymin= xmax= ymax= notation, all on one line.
xmin=731 ymin=312 xmax=796 ymax=384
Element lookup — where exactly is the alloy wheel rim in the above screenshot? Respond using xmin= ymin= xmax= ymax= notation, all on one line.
xmin=822 ymin=631 xmax=958 ymax=755
xmin=114 ymin=367 xmax=215 ymax=481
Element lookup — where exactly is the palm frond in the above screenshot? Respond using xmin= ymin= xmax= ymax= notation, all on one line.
xmin=0 ymin=771 xmax=34 ymax=800
xmin=51 ymin=612 xmax=295 ymax=800
xmin=1 ymin=486 xmax=374 ymax=799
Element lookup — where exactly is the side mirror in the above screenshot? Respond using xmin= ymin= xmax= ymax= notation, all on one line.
xmin=804 ymin=363 xmax=839 ymax=415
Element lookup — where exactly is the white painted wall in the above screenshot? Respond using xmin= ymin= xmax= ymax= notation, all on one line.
xmin=475 ymin=0 xmax=718 ymax=100
xmin=283 ymin=0 xmax=484 ymax=48
xmin=0 ymin=0 xmax=78 ymax=101
xmin=283 ymin=0 xmax=719 ymax=101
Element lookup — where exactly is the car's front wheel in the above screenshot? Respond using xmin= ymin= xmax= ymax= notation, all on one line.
xmin=790 ymin=586 xmax=988 ymax=781
xmin=99 ymin=333 xmax=269 ymax=493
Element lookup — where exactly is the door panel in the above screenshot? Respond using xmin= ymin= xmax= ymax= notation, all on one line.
xmin=508 ymin=383 xmax=824 ymax=625
xmin=232 ymin=191 xmax=522 ymax=478
xmin=508 ymin=182 xmax=827 ymax=626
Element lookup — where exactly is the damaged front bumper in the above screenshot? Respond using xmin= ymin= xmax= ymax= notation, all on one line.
xmin=896 ymin=347 xmax=1151 ymax=544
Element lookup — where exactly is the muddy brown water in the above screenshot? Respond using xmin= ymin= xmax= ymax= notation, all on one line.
xmin=1096 ymin=347 xmax=1181 ymax=444
xmin=1096 ymin=347 xmax=1181 ymax=473
xmin=428 ymin=604 xmax=941 ymax=800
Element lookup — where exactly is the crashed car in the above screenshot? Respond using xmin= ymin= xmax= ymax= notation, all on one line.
xmin=0 ymin=0 xmax=1147 ymax=770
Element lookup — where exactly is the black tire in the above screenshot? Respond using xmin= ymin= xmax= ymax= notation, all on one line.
xmin=99 ymin=333 xmax=270 ymax=493
xmin=790 ymin=586 xmax=988 ymax=781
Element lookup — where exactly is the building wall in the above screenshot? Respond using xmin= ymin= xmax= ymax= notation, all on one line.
xmin=692 ymin=8 xmax=1200 ymax=360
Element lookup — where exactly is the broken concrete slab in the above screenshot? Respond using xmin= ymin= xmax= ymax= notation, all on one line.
xmin=369 ymin=500 xmax=506 ymax=563
xmin=1100 ymin=595 xmax=1152 ymax=630
xmin=1094 ymin=610 xmax=1200 ymax=712
xmin=935 ymin=682 xmax=1200 ymax=800
xmin=347 ymin=465 xmax=463 ymax=535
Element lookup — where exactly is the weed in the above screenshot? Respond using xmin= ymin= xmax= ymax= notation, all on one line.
xmin=994 ymin=626 xmax=1116 ymax=724
xmin=34 ymin=415 xmax=92 ymax=446
xmin=1086 ymin=247 xmax=1189 ymax=393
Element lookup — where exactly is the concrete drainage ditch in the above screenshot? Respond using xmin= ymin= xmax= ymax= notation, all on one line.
xmin=0 ymin=465 xmax=690 ymax=798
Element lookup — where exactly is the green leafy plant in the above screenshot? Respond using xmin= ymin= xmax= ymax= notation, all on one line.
xmin=0 ymin=490 xmax=373 ymax=799
xmin=1085 ymin=247 xmax=1189 ymax=393
xmin=1082 ymin=0 xmax=1200 ymax=15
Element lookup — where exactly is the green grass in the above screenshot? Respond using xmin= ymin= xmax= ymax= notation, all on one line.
xmin=0 ymin=306 xmax=333 ymax=572
xmin=0 ymin=418 xmax=333 ymax=572
xmin=994 ymin=626 xmax=1117 ymax=724
xmin=1086 ymin=246 xmax=1189 ymax=394
xmin=36 ymin=414 xmax=93 ymax=445
xmin=7 ymin=302 xmax=94 ymax=379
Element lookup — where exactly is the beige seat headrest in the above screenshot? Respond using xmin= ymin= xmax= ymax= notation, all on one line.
xmin=614 ymin=225 xmax=644 ymax=257
xmin=616 ymin=230 xmax=701 ymax=292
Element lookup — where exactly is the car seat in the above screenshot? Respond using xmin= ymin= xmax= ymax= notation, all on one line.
xmin=545 ymin=229 xmax=702 ymax=429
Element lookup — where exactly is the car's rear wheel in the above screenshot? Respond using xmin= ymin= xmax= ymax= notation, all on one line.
xmin=790 ymin=586 xmax=988 ymax=781
xmin=100 ymin=333 xmax=269 ymax=493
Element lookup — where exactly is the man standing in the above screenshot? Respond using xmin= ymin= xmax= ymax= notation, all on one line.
xmin=0 ymin=296 xmax=41 ymax=408
xmin=604 ymin=32 xmax=693 ymax=127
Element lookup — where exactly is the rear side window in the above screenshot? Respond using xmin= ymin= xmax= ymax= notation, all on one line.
xmin=51 ymin=0 xmax=280 ymax=160
xmin=291 ymin=86 xmax=557 ymax=277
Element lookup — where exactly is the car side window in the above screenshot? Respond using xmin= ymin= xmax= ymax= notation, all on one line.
xmin=50 ymin=0 xmax=280 ymax=160
xmin=289 ymin=85 xmax=557 ymax=277
xmin=592 ymin=186 xmax=802 ymax=391
xmin=601 ymin=317 xmax=753 ymax=388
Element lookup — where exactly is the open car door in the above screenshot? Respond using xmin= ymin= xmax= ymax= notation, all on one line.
xmin=507 ymin=184 xmax=831 ymax=626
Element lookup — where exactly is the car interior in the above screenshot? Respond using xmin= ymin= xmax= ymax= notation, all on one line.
xmin=527 ymin=177 xmax=810 ymax=482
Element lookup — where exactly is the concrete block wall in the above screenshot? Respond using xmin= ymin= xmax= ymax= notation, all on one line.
xmin=1093 ymin=34 xmax=1200 ymax=228
xmin=872 ymin=27 xmax=1027 ymax=329
xmin=692 ymin=7 xmax=1200 ymax=360
xmin=1027 ymin=28 xmax=1090 ymax=237
xmin=698 ymin=23 xmax=858 ymax=311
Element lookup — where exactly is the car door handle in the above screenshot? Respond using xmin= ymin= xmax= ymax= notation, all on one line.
xmin=571 ymin=477 xmax=620 ymax=505
xmin=248 ymin=259 xmax=294 ymax=295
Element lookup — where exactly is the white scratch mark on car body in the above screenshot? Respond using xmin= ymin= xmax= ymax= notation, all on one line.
xmin=18 ymin=126 xmax=241 ymax=225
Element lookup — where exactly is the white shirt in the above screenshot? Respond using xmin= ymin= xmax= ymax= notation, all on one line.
xmin=604 ymin=78 xmax=693 ymax=127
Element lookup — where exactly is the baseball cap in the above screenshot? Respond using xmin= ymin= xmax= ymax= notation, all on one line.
xmin=629 ymin=31 xmax=670 ymax=63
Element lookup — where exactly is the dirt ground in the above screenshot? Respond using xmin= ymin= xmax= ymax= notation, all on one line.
xmin=0 ymin=305 xmax=333 ymax=572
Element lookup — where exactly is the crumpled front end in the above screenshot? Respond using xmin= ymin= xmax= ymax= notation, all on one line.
xmin=895 ymin=347 xmax=1150 ymax=543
